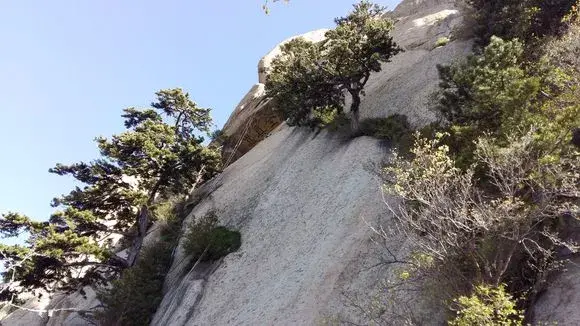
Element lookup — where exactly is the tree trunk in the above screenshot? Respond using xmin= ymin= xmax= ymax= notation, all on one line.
xmin=124 ymin=205 xmax=150 ymax=267
xmin=349 ymin=90 xmax=362 ymax=135
xmin=124 ymin=175 xmax=164 ymax=267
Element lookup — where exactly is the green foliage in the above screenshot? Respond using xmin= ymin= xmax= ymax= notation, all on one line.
xmin=359 ymin=114 xmax=412 ymax=146
xmin=94 ymin=199 xmax=183 ymax=326
xmin=265 ymin=1 xmax=401 ymax=129
xmin=266 ymin=38 xmax=344 ymax=127
xmin=436 ymin=36 xmax=579 ymax=167
xmin=310 ymin=109 xmax=348 ymax=130
xmin=378 ymin=4 xmax=580 ymax=324
xmin=437 ymin=37 xmax=541 ymax=132
xmin=385 ymin=130 xmax=579 ymax=282
xmin=449 ymin=284 xmax=524 ymax=326
xmin=385 ymin=32 xmax=580 ymax=320
xmin=467 ymin=0 xmax=577 ymax=47
xmin=0 ymin=212 xmax=46 ymax=238
xmin=95 ymin=243 xmax=173 ymax=326
xmin=1 ymin=88 xmax=222 ymax=300
xmin=182 ymin=211 xmax=241 ymax=262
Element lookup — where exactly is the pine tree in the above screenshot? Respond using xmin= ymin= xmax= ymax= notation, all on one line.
xmin=0 ymin=88 xmax=221 ymax=300
xmin=265 ymin=1 xmax=402 ymax=131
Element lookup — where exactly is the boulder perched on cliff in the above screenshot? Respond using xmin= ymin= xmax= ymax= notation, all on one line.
xmin=258 ymin=29 xmax=328 ymax=84
xmin=219 ymin=29 xmax=328 ymax=165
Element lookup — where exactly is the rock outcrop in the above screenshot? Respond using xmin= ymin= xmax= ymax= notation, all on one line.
xmin=152 ymin=0 xmax=472 ymax=325
xmin=218 ymin=84 xmax=282 ymax=165
xmin=219 ymin=0 xmax=467 ymax=165
xmin=5 ymin=0 xmax=577 ymax=325
xmin=220 ymin=29 xmax=328 ymax=165
xmin=531 ymin=257 xmax=580 ymax=325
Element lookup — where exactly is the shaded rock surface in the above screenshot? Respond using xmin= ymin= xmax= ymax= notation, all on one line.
xmin=219 ymin=28 xmax=327 ymax=166
xmin=531 ymin=258 xmax=580 ymax=325
xmin=219 ymin=84 xmax=283 ymax=166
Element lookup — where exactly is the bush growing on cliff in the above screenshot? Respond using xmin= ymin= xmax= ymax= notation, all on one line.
xmin=436 ymin=37 xmax=542 ymax=133
xmin=467 ymin=0 xmax=578 ymax=47
xmin=378 ymin=12 xmax=580 ymax=320
xmin=449 ymin=284 xmax=524 ymax=326
xmin=183 ymin=211 xmax=241 ymax=263
xmin=359 ymin=114 xmax=412 ymax=146
xmin=383 ymin=131 xmax=578 ymax=322
xmin=265 ymin=1 xmax=402 ymax=131
xmin=436 ymin=35 xmax=579 ymax=168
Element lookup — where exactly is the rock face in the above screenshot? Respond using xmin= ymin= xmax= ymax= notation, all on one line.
xmin=8 ymin=0 xmax=577 ymax=325
xmin=153 ymin=128 xmax=397 ymax=325
xmin=218 ymin=84 xmax=283 ymax=166
xmin=219 ymin=1 xmax=467 ymax=165
xmin=258 ymin=29 xmax=329 ymax=84
xmin=152 ymin=0 xmax=472 ymax=325
xmin=531 ymin=258 xmax=580 ymax=325
xmin=220 ymin=29 xmax=328 ymax=165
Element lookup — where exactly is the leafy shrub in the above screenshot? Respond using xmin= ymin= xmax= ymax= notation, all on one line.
xmin=436 ymin=35 xmax=578 ymax=167
xmin=383 ymin=131 xmax=579 ymax=323
xmin=182 ymin=211 xmax=241 ymax=262
xmin=449 ymin=284 xmax=524 ymax=326
xmin=374 ymin=4 xmax=580 ymax=325
xmin=467 ymin=0 xmax=577 ymax=47
xmin=359 ymin=114 xmax=412 ymax=144
xmin=95 ymin=242 xmax=173 ymax=326
xmin=309 ymin=109 xmax=350 ymax=131
xmin=437 ymin=37 xmax=541 ymax=132
xmin=385 ymin=131 xmax=578 ymax=283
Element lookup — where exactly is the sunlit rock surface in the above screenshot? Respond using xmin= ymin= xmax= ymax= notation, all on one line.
xmin=152 ymin=0 xmax=472 ymax=325
xmin=10 ymin=0 xmax=578 ymax=325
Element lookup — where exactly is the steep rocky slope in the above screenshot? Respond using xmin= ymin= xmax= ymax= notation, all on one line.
xmin=4 ymin=0 xmax=577 ymax=325
xmin=151 ymin=0 xmax=470 ymax=325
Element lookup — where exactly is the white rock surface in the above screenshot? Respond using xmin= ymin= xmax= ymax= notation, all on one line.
xmin=153 ymin=126 xmax=410 ymax=326
xmin=258 ymin=29 xmax=329 ymax=84
xmin=151 ymin=1 xmax=473 ymax=325
xmin=0 ymin=293 xmax=51 ymax=326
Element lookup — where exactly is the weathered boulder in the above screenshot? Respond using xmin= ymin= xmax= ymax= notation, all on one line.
xmin=219 ymin=84 xmax=283 ymax=166
xmin=220 ymin=29 xmax=328 ymax=165
xmin=258 ymin=29 xmax=328 ymax=84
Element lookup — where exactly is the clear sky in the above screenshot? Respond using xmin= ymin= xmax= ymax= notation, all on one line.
xmin=0 ymin=0 xmax=401 ymax=228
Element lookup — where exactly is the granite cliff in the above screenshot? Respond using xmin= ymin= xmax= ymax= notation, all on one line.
xmin=3 ymin=0 xmax=578 ymax=325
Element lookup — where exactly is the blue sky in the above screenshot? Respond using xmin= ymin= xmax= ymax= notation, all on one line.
xmin=0 ymin=0 xmax=401 ymax=228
